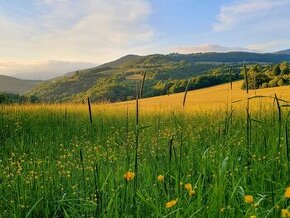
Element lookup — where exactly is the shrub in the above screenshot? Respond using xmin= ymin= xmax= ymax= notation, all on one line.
xmin=277 ymin=79 xmax=284 ymax=86
xmin=269 ymin=79 xmax=278 ymax=87
xmin=261 ymin=82 xmax=269 ymax=88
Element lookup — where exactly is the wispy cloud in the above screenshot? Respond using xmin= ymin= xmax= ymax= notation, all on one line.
xmin=173 ymin=44 xmax=257 ymax=54
xmin=0 ymin=60 xmax=96 ymax=80
xmin=246 ymin=40 xmax=290 ymax=52
xmin=213 ymin=0 xmax=289 ymax=31
xmin=0 ymin=0 xmax=154 ymax=63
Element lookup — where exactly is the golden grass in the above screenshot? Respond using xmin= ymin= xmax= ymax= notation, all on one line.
xmin=3 ymin=81 xmax=290 ymax=115
xmin=111 ymin=80 xmax=290 ymax=112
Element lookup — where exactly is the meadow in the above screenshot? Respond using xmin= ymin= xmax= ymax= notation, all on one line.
xmin=1 ymin=81 xmax=290 ymax=217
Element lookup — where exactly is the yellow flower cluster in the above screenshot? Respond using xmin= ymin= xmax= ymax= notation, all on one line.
xmin=185 ymin=183 xmax=195 ymax=196
xmin=281 ymin=209 xmax=290 ymax=218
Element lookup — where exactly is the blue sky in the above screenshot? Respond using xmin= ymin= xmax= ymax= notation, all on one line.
xmin=1 ymin=0 xmax=290 ymax=79
xmin=148 ymin=0 xmax=226 ymax=46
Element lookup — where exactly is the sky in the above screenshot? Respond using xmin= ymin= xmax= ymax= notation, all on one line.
xmin=1 ymin=0 xmax=290 ymax=79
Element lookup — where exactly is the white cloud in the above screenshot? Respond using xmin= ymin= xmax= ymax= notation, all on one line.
xmin=0 ymin=0 xmax=154 ymax=63
xmin=246 ymin=40 xmax=290 ymax=52
xmin=0 ymin=60 xmax=96 ymax=80
xmin=173 ymin=44 xmax=257 ymax=54
xmin=213 ymin=0 xmax=289 ymax=31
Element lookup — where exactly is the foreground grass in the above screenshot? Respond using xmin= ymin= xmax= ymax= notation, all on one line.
xmin=1 ymin=93 xmax=290 ymax=217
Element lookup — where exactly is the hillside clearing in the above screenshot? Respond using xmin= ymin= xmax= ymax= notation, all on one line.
xmin=115 ymin=80 xmax=290 ymax=110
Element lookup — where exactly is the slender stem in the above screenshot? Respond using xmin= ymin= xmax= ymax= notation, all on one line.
xmin=80 ymin=149 xmax=86 ymax=196
xmin=139 ymin=71 xmax=146 ymax=99
xmin=183 ymin=79 xmax=191 ymax=107
xmin=133 ymin=81 xmax=139 ymax=216
xmin=87 ymin=97 xmax=93 ymax=125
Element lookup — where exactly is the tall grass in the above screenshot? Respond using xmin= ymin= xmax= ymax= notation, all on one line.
xmin=243 ymin=64 xmax=251 ymax=171
xmin=139 ymin=71 xmax=146 ymax=99
xmin=134 ymin=81 xmax=140 ymax=215
xmin=87 ymin=97 xmax=93 ymax=125
xmin=0 ymin=97 xmax=290 ymax=217
xmin=286 ymin=111 xmax=290 ymax=172
xmin=182 ymin=79 xmax=191 ymax=107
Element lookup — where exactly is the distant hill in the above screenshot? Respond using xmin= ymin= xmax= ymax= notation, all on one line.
xmin=167 ymin=51 xmax=290 ymax=63
xmin=274 ymin=49 xmax=290 ymax=55
xmin=4 ymin=60 xmax=97 ymax=80
xmin=0 ymin=75 xmax=42 ymax=94
xmin=28 ymin=52 xmax=290 ymax=103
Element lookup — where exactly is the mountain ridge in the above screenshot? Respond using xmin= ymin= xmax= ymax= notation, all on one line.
xmin=26 ymin=51 xmax=290 ymax=102
xmin=274 ymin=49 xmax=290 ymax=55
xmin=0 ymin=75 xmax=42 ymax=94
xmin=2 ymin=50 xmax=290 ymax=101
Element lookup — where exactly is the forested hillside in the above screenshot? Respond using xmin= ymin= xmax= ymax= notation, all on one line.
xmin=27 ymin=52 xmax=290 ymax=103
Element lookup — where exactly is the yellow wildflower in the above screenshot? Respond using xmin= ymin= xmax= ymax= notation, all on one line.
xmin=185 ymin=183 xmax=193 ymax=191
xmin=244 ymin=195 xmax=254 ymax=204
xmin=189 ymin=190 xmax=196 ymax=196
xmin=157 ymin=175 xmax=164 ymax=182
xmin=250 ymin=216 xmax=256 ymax=218
xmin=281 ymin=209 xmax=290 ymax=218
xmin=165 ymin=199 xmax=178 ymax=208
xmin=220 ymin=207 xmax=225 ymax=213
xmin=184 ymin=183 xmax=195 ymax=196
xmin=285 ymin=187 xmax=290 ymax=198
xmin=123 ymin=171 xmax=135 ymax=181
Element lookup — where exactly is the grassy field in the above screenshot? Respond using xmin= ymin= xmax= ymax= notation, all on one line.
xmin=118 ymin=80 xmax=290 ymax=109
xmin=1 ymin=81 xmax=290 ymax=217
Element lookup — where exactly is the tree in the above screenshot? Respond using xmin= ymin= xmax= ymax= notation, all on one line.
xmin=269 ymin=78 xmax=279 ymax=87
xmin=29 ymin=95 xmax=39 ymax=103
xmin=0 ymin=93 xmax=8 ymax=104
xmin=251 ymin=64 xmax=262 ymax=73
xmin=282 ymin=66 xmax=290 ymax=75
xmin=261 ymin=82 xmax=269 ymax=88
xmin=280 ymin=61 xmax=289 ymax=70
xmin=277 ymin=79 xmax=284 ymax=86
xmin=168 ymin=80 xmax=187 ymax=93
xmin=271 ymin=64 xmax=281 ymax=76
xmin=242 ymin=72 xmax=269 ymax=89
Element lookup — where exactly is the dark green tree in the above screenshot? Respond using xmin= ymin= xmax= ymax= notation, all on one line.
xmin=271 ymin=64 xmax=281 ymax=76
xmin=0 ymin=93 xmax=8 ymax=104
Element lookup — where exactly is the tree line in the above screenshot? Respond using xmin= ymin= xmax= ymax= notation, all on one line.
xmin=241 ymin=62 xmax=290 ymax=89
xmin=0 ymin=93 xmax=39 ymax=104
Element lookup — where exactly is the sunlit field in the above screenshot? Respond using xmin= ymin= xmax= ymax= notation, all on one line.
xmin=119 ymin=80 xmax=290 ymax=109
xmin=1 ymin=81 xmax=290 ymax=217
